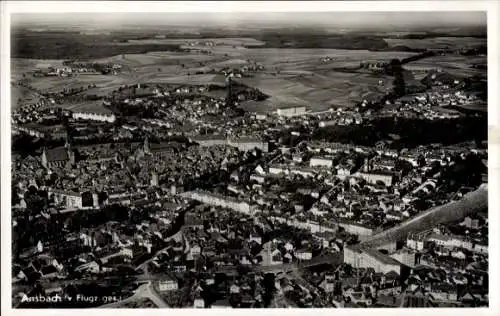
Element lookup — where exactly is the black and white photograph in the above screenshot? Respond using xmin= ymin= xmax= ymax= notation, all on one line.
xmin=1 ymin=1 xmax=497 ymax=313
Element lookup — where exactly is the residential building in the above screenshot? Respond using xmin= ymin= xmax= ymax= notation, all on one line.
xmin=276 ymin=106 xmax=307 ymax=117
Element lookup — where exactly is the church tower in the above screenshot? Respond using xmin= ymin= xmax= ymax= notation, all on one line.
xmin=151 ymin=170 xmax=159 ymax=187
xmin=143 ymin=136 xmax=151 ymax=155
xmin=41 ymin=147 xmax=48 ymax=168
xmin=65 ymin=129 xmax=75 ymax=165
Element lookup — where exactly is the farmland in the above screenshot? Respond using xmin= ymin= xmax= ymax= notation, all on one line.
xmin=11 ymin=28 xmax=487 ymax=114
xmin=11 ymin=84 xmax=43 ymax=110
xmin=115 ymin=37 xmax=266 ymax=47
xmin=384 ymin=36 xmax=486 ymax=51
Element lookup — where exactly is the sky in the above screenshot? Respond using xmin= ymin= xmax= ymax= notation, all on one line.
xmin=12 ymin=12 xmax=486 ymax=30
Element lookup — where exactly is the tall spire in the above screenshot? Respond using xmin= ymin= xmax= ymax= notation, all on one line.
xmin=41 ymin=147 xmax=48 ymax=168
xmin=143 ymin=136 xmax=150 ymax=154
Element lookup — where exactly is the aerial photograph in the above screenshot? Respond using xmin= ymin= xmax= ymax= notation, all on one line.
xmin=9 ymin=10 xmax=488 ymax=308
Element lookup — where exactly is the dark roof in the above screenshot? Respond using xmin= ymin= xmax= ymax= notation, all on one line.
xmin=45 ymin=147 xmax=69 ymax=162
xmin=22 ymin=266 xmax=37 ymax=276
xmin=41 ymin=265 xmax=58 ymax=275
xmin=150 ymin=142 xmax=182 ymax=153
xmin=30 ymin=259 xmax=43 ymax=271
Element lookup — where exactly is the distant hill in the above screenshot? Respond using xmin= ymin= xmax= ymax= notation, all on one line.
xmin=248 ymin=33 xmax=389 ymax=50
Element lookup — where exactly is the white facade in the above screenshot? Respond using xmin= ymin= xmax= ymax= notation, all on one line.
xmin=310 ymin=157 xmax=334 ymax=168
xmin=295 ymin=251 xmax=313 ymax=261
xmin=72 ymin=112 xmax=116 ymax=123
xmin=159 ymin=279 xmax=179 ymax=292
xmin=344 ymin=247 xmax=401 ymax=275
xmin=180 ymin=191 xmax=256 ymax=215
xmin=276 ymin=106 xmax=307 ymax=117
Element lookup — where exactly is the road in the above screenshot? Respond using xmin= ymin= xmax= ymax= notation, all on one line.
xmin=101 ymin=281 xmax=168 ymax=308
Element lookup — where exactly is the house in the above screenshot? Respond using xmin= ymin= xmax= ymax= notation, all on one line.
xmin=158 ymin=275 xmax=179 ymax=292
xmin=462 ymin=216 xmax=480 ymax=230
xmin=473 ymin=243 xmax=487 ymax=254
xmin=72 ymin=111 xmax=116 ymax=123
xmin=390 ymin=248 xmax=418 ymax=267
xmin=40 ymin=265 xmax=59 ymax=279
xmin=428 ymin=284 xmax=458 ymax=302
xmin=406 ymin=233 xmax=425 ymax=251
xmin=386 ymin=211 xmax=403 ymax=222
xmin=348 ymin=291 xmax=373 ymax=306
xmin=248 ymin=232 xmax=262 ymax=245
xmin=276 ymin=106 xmax=307 ymax=117
xmin=41 ymin=146 xmax=75 ymax=168
xmin=75 ymin=260 xmax=100 ymax=274
xmin=310 ymin=156 xmax=335 ymax=168
xmin=193 ymin=296 xmax=205 ymax=308
xmin=295 ymin=248 xmax=313 ymax=261
xmin=427 ymin=234 xmax=473 ymax=251
xmin=355 ymin=170 xmax=395 ymax=186
xmin=18 ymin=266 xmax=41 ymax=283
xmin=230 ymin=284 xmax=241 ymax=294
xmin=451 ymin=250 xmax=467 ymax=260
xmin=189 ymin=244 xmax=202 ymax=257
xmin=49 ymin=189 xmax=98 ymax=209
xmin=319 ymin=274 xmax=336 ymax=293
xmin=344 ymin=246 xmax=402 ymax=275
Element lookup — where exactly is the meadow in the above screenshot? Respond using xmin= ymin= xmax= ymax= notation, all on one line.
xmin=115 ymin=37 xmax=265 ymax=47
xmin=11 ymin=39 xmax=486 ymax=114
xmin=384 ymin=37 xmax=486 ymax=50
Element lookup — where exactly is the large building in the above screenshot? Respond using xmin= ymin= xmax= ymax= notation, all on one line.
xmin=344 ymin=246 xmax=402 ymax=275
xmin=276 ymin=106 xmax=307 ymax=117
xmin=41 ymin=146 xmax=75 ymax=169
xmin=191 ymin=135 xmax=269 ymax=153
xmin=180 ymin=190 xmax=256 ymax=215
xmin=309 ymin=156 xmax=336 ymax=168
xmin=355 ymin=171 xmax=395 ymax=186
xmin=190 ymin=135 xmax=227 ymax=147
xmin=390 ymin=248 xmax=419 ymax=268
xmin=227 ymin=136 xmax=269 ymax=153
xmin=72 ymin=111 xmax=116 ymax=123
xmin=48 ymin=189 xmax=99 ymax=209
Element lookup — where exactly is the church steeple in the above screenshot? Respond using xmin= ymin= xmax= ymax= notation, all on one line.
xmin=41 ymin=147 xmax=48 ymax=168
xmin=64 ymin=127 xmax=73 ymax=150
xmin=143 ymin=136 xmax=150 ymax=154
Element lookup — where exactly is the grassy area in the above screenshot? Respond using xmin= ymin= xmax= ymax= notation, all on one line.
xmin=384 ymin=36 xmax=486 ymax=50
xmin=116 ymin=37 xmax=265 ymax=46
xmin=11 ymin=84 xmax=42 ymax=110
xmin=11 ymin=40 xmax=485 ymax=113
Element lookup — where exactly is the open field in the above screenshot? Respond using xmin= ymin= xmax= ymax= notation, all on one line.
xmin=11 ymin=85 xmax=43 ymax=110
xmin=12 ymin=43 xmax=486 ymax=113
xmin=114 ymin=37 xmax=265 ymax=46
xmin=22 ymin=74 xmax=130 ymax=94
xmin=456 ymin=102 xmax=487 ymax=112
xmin=405 ymin=55 xmax=487 ymax=77
xmin=142 ymin=73 xmax=227 ymax=86
xmin=237 ymin=70 xmax=392 ymax=111
xmin=384 ymin=37 xmax=486 ymax=50
xmin=57 ymin=100 xmax=112 ymax=114
xmin=11 ymin=58 xmax=65 ymax=81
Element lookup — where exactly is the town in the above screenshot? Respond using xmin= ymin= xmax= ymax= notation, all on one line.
xmin=9 ymin=10 xmax=488 ymax=309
